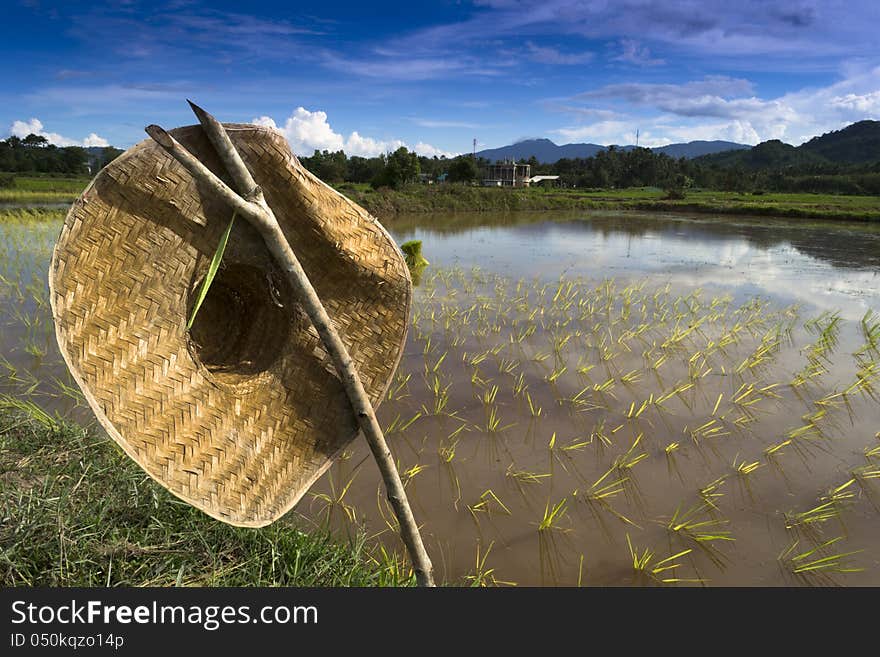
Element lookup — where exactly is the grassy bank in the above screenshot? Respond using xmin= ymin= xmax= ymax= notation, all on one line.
xmin=0 ymin=175 xmax=90 ymax=204
xmin=338 ymin=183 xmax=880 ymax=221
xmin=0 ymin=408 xmax=415 ymax=586
xmin=4 ymin=173 xmax=879 ymax=221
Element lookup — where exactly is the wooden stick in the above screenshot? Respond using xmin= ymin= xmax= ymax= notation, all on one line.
xmin=145 ymin=113 xmax=435 ymax=587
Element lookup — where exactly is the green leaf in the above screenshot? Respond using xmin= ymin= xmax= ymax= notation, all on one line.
xmin=187 ymin=210 xmax=236 ymax=330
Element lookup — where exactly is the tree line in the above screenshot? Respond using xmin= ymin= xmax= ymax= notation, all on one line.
xmin=298 ymin=146 xmax=482 ymax=189
xmin=7 ymin=129 xmax=876 ymax=196
xmin=533 ymin=146 xmax=880 ymax=195
xmin=300 ymin=144 xmax=880 ymax=195
xmin=0 ymin=134 xmax=123 ymax=175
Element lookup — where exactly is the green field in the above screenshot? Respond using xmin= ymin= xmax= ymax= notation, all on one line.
xmin=0 ymin=175 xmax=91 ymax=204
xmin=339 ymin=183 xmax=880 ymax=220
xmin=3 ymin=173 xmax=879 ymax=221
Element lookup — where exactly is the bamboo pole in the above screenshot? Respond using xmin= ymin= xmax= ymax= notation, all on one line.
xmin=144 ymin=105 xmax=435 ymax=587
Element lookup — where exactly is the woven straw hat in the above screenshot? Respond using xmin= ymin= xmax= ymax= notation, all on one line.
xmin=49 ymin=123 xmax=411 ymax=527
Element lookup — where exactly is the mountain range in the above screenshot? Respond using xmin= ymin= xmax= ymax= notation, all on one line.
xmin=475 ymin=138 xmax=750 ymax=163
xmin=475 ymin=120 xmax=880 ymax=166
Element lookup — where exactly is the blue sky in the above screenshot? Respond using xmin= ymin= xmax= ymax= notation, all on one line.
xmin=2 ymin=0 xmax=879 ymax=156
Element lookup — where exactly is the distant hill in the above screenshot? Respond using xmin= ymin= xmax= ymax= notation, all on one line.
xmin=476 ymin=139 xmax=605 ymax=163
xmin=695 ymin=120 xmax=880 ymax=169
xmin=800 ymin=120 xmax=880 ymax=164
xmin=697 ymin=140 xmax=827 ymax=169
xmin=653 ymin=140 xmax=750 ymax=159
xmin=476 ymin=138 xmax=749 ymax=163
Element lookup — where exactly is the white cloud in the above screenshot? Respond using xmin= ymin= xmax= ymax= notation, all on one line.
xmin=612 ymin=40 xmax=665 ymax=66
xmin=262 ymin=107 xmax=344 ymax=152
xmin=830 ymin=91 xmax=880 ymax=113
xmin=413 ymin=142 xmax=454 ymax=158
xmin=82 ymin=133 xmax=110 ymax=147
xmin=525 ymin=42 xmax=593 ymax=65
xmin=8 ymin=118 xmax=110 ymax=147
xmin=578 ymin=77 xmax=756 ymax=107
xmin=252 ymin=107 xmax=455 ymax=158
xmin=551 ymin=120 xmax=633 ymax=143
xmin=401 ymin=1 xmax=879 ymax=61
xmin=553 ymin=117 xmax=775 ymax=147
xmin=555 ymin=65 xmax=880 ymax=146
xmin=657 ymin=120 xmax=765 ymax=145
xmin=319 ymin=52 xmax=497 ymax=81
xmin=345 ymin=131 xmax=405 ymax=157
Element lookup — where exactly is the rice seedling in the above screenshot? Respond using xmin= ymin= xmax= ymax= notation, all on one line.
xmin=524 ymin=391 xmax=542 ymax=418
xmin=531 ymin=350 xmax=552 ymax=364
xmin=482 ymin=403 xmax=515 ymax=434
xmin=512 ymin=372 xmax=528 ymax=397
xmin=498 ymin=357 xmax=520 ymax=375
xmin=464 ymin=541 xmax=515 ymax=587
xmin=613 ymin=433 xmax=647 ymax=471
xmin=574 ymin=465 xmax=638 ymax=529
xmin=665 ymin=496 xmax=734 ymax=569
xmin=384 ymin=411 xmax=422 ymax=436
xmin=731 ymin=454 xmax=763 ymax=503
xmin=854 ymin=309 xmax=880 ymax=359
xmin=0 ymin=394 xmax=60 ymax=430
xmin=625 ymin=535 xmax=702 ymax=586
xmin=424 ymin=351 xmax=448 ymax=377
xmin=665 ymin=442 xmax=685 ymax=484
xmin=733 ymin=455 xmax=762 ymax=477
xmin=505 ymin=465 xmax=551 ymax=485
xmin=698 ymin=476 xmax=727 ymax=511
xmin=784 ymin=479 xmax=856 ymax=541
xmin=23 ymin=340 xmax=47 ymax=359
xmin=386 ymin=372 xmax=412 ymax=402
xmin=842 ymin=361 xmax=880 ymax=402
xmin=468 ymin=489 xmax=512 ymax=523
xmin=588 ymin=420 xmax=613 ymax=450
xmin=421 ymin=376 xmax=451 ymax=417
xmin=851 ymin=465 xmax=880 ymax=509
xmin=784 ymin=501 xmax=843 ymax=539
xmin=50 ymin=375 xmax=85 ymax=406
xmin=545 ymin=364 xmax=567 ymax=384
xmin=624 ymin=397 xmax=651 ymax=420
xmin=778 ymin=537 xmax=863 ymax=585
xmin=309 ymin=470 xmax=360 ymax=526
xmin=537 ymin=498 xmax=569 ymax=532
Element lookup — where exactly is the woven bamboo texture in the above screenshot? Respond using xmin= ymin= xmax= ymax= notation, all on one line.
xmin=49 ymin=123 xmax=411 ymax=527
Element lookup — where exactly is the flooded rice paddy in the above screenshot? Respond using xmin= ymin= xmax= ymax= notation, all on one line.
xmin=2 ymin=208 xmax=880 ymax=586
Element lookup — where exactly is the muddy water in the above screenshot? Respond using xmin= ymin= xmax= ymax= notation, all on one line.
xmin=2 ymin=209 xmax=880 ymax=586
xmin=332 ymin=211 xmax=880 ymax=586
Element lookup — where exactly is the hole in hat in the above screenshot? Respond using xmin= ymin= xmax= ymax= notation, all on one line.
xmin=187 ymin=262 xmax=290 ymax=384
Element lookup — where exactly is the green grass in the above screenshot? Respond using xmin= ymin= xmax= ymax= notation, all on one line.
xmin=0 ymin=409 xmax=415 ymax=587
xmin=0 ymin=207 xmax=66 ymax=223
xmin=4 ymin=173 xmax=879 ymax=221
xmin=335 ymin=183 xmax=880 ymax=221
xmin=0 ymin=175 xmax=90 ymax=204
